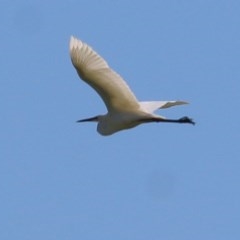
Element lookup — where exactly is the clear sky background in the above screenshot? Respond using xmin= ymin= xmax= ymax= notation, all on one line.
xmin=1 ymin=0 xmax=240 ymax=239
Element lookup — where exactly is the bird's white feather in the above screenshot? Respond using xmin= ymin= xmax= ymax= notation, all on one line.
xmin=139 ymin=101 xmax=188 ymax=113
xmin=70 ymin=36 xmax=139 ymax=112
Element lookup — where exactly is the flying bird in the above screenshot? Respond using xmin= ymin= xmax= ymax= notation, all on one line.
xmin=69 ymin=36 xmax=195 ymax=136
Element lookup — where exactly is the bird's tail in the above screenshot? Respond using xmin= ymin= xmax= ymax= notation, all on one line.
xmin=139 ymin=101 xmax=188 ymax=114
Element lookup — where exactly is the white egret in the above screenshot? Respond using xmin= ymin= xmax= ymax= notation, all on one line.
xmin=70 ymin=36 xmax=195 ymax=136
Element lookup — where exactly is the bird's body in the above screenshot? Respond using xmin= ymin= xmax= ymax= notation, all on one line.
xmin=96 ymin=111 xmax=147 ymax=136
xmin=70 ymin=36 xmax=194 ymax=136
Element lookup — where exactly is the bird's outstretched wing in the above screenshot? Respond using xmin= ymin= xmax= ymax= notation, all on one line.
xmin=69 ymin=36 xmax=139 ymax=112
xmin=139 ymin=101 xmax=188 ymax=113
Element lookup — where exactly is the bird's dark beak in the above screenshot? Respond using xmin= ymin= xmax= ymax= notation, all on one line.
xmin=76 ymin=116 xmax=99 ymax=123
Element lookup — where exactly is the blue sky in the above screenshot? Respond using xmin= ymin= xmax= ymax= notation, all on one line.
xmin=1 ymin=0 xmax=240 ymax=239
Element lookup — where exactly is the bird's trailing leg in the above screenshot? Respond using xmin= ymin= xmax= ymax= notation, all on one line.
xmin=157 ymin=116 xmax=195 ymax=125
xmin=141 ymin=116 xmax=195 ymax=125
xmin=178 ymin=116 xmax=195 ymax=125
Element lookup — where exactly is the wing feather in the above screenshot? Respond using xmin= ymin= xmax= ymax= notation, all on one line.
xmin=69 ymin=36 xmax=139 ymax=112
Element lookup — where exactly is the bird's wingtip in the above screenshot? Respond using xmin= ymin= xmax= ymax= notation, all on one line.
xmin=70 ymin=35 xmax=74 ymax=43
xmin=180 ymin=101 xmax=189 ymax=105
xmin=69 ymin=36 xmax=75 ymax=51
xmin=69 ymin=36 xmax=83 ymax=51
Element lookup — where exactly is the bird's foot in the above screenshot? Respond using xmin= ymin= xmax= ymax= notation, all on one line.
xmin=178 ymin=116 xmax=195 ymax=125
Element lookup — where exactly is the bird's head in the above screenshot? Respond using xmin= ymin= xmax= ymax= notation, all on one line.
xmin=77 ymin=114 xmax=118 ymax=136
